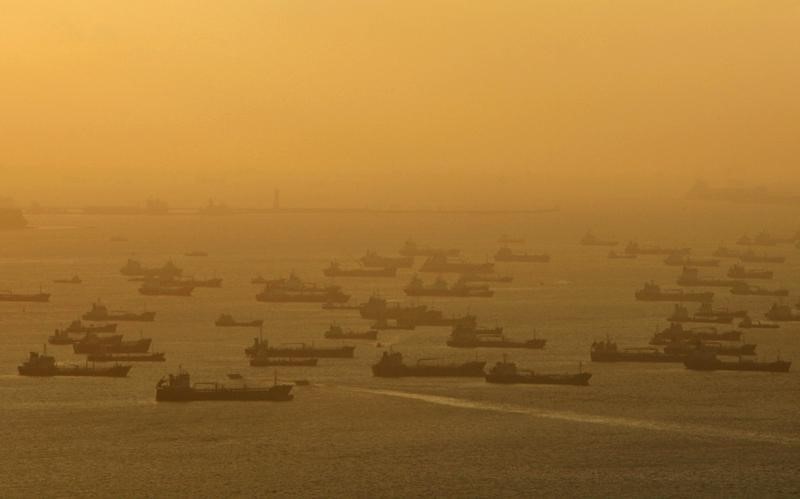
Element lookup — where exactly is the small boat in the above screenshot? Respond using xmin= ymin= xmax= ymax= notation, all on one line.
xmin=53 ymin=276 xmax=82 ymax=284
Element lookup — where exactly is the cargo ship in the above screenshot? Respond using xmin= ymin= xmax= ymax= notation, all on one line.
xmin=498 ymin=234 xmax=525 ymax=245
xmin=739 ymin=251 xmax=786 ymax=264
xmin=712 ymin=246 xmax=743 ymax=259
xmin=87 ymin=352 xmax=165 ymax=362
xmin=730 ymin=283 xmax=788 ymax=297
xmin=684 ymin=352 xmax=790 ymax=372
xmin=458 ymin=272 xmax=513 ymax=283
xmin=139 ymin=283 xmax=194 ymax=296
xmin=764 ymin=303 xmax=800 ymax=321
xmin=590 ymin=340 xmax=683 ymax=363
xmin=664 ymin=254 xmax=720 ymax=267
xmin=249 ymin=357 xmax=318 ymax=367
xmin=399 ymin=239 xmax=460 ymax=257
xmin=255 ymin=273 xmax=350 ymax=303
xmin=650 ymin=323 xmax=742 ymax=345
xmin=321 ymin=302 xmax=361 ymax=311
xmin=120 ymin=258 xmax=183 ymax=278
xmin=494 ymin=247 xmax=550 ymax=263
xmin=64 ymin=320 xmax=118 ymax=333
xmin=446 ymin=325 xmax=545 ymax=349
xmin=625 ymin=242 xmax=690 ymax=256
xmin=676 ymin=267 xmax=741 ymax=288
xmin=634 ymin=282 xmax=713 ymax=302
xmin=727 ymin=264 xmax=773 ymax=279
xmin=694 ymin=302 xmax=748 ymax=319
xmin=371 ymin=351 xmax=486 ymax=377
xmin=323 ymin=261 xmax=397 ymax=278
xmin=738 ymin=317 xmax=779 ymax=329
xmin=73 ymin=335 xmax=152 ymax=354
xmin=53 ymin=275 xmax=82 ymax=284
xmin=82 ymin=302 xmax=156 ymax=322
xmin=359 ymin=251 xmax=414 ymax=269
xmin=667 ymin=304 xmax=733 ymax=324
xmin=215 ymin=314 xmax=264 ymax=328
xmin=18 ymin=350 xmax=131 ymax=377
xmin=485 ymin=358 xmax=591 ymax=386
xmin=0 ymin=290 xmax=50 ymax=303
xmin=245 ymin=338 xmax=355 ymax=358
xmin=419 ymin=254 xmax=494 ymax=273
xmin=403 ymin=276 xmax=494 ymax=298
xmin=580 ymin=231 xmax=618 ymax=247
xmin=156 ymin=369 xmax=293 ymax=402
xmin=324 ymin=324 xmax=378 ymax=340
xmin=49 ymin=330 xmax=122 ymax=346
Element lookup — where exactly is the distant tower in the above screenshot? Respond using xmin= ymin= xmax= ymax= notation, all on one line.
xmin=273 ymin=189 xmax=280 ymax=210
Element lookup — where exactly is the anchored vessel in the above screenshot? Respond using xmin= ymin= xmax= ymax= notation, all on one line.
xmin=49 ymin=330 xmax=122 ymax=346
xmin=695 ymin=302 xmax=748 ymax=319
xmin=765 ymin=303 xmax=800 ymax=321
xmin=739 ymin=250 xmax=786 ymax=264
xmin=419 ymin=254 xmax=494 ymax=273
xmin=727 ymin=264 xmax=773 ymax=280
xmin=249 ymin=357 xmax=318 ymax=367
xmin=18 ymin=350 xmax=131 ymax=377
xmin=403 ymin=276 xmax=493 ymax=298
xmin=667 ymin=304 xmax=733 ymax=324
xmin=676 ymin=267 xmax=741 ymax=288
xmin=591 ymin=340 xmax=683 ymax=363
xmin=625 ymin=242 xmax=689 ymax=256
xmin=65 ymin=320 xmax=117 ymax=333
xmin=255 ymin=273 xmax=350 ymax=303
xmin=87 ymin=352 xmax=165 ymax=362
xmin=738 ymin=317 xmax=779 ymax=329
xmin=324 ymin=324 xmax=378 ymax=340
xmin=664 ymin=254 xmax=719 ymax=267
xmin=608 ymin=251 xmax=637 ymax=259
xmin=447 ymin=325 xmax=545 ymax=349
xmin=371 ymin=351 xmax=486 ymax=377
xmin=359 ymin=251 xmax=414 ymax=269
xmin=156 ymin=370 xmax=294 ymax=402
xmin=498 ymin=234 xmax=525 ymax=244
xmin=73 ymin=335 xmax=152 ymax=354
xmin=399 ymin=239 xmax=460 ymax=257
xmin=730 ymin=282 xmax=788 ymax=297
xmin=580 ymin=231 xmax=618 ymax=246
xmin=713 ymin=246 xmax=743 ymax=258
xmin=651 ymin=323 xmax=742 ymax=345
xmin=120 ymin=259 xmax=183 ymax=278
xmin=82 ymin=303 xmax=156 ymax=322
xmin=323 ymin=261 xmax=397 ymax=278
xmin=245 ymin=338 xmax=355 ymax=358
xmin=459 ymin=272 xmax=513 ymax=283
xmin=215 ymin=314 xmax=264 ymax=328
xmin=0 ymin=290 xmax=50 ymax=303
xmin=53 ymin=275 xmax=82 ymax=284
xmin=684 ymin=352 xmax=790 ymax=372
xmin=485 ymin=359 xmax=591 ymax=386
xmin=494 ymin=247 xmax=550 ymax=263
xmin=635 ymin=282 xmax=713 ymax=302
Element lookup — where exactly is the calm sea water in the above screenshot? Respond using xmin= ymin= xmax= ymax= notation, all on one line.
xmin=1 ymin=200 xmax=799 ymax=498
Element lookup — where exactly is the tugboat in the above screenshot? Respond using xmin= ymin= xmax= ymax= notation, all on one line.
xmin=650 ymin=322 xmax=742 ymax=345
xmin=399 ymin=239 xmax=459 ymax=257
xmin=419 ymin=254 xmax=494 ymax=273
xmin=664 ymin=254 xmax=720 ymax=267
xmin=323 ymin=261 xmax=397 ymax=278
xmin=739 ymin=250 xmax=786 ymax=264
xmin=580 ymin=231 xmax=618 ymax=246
xmin=738 ymin=317 xmax=779 ymax=329
xmin=87 ymin=352 xmax=166 ymax=362
xmin=730 ymin=282 xmax=788 ymax=297
xmin=83 ymin=303 xmax=155 ymax=322
xmin=138 ymin=283 xmax=194 ymax=296
xmin=324 ymin=324 xmax=378 ymax=340
xmin=249 ymin=357 xmax=318 ymax=367
xmin=625 ymin=242 xmax=689 ymax=256
xmin=635 ymin=282 xmax=713 ymax=302
xmin=494 ymin=247 xmax=550 ymax=263
xmin=684 ymin=352 xmax=790 ymax=372
xmin=403 ymin=275 xmax=494 ymax=298
xmin=764 ymin=303 xmax=800 ymax=321
xmin=446 ymin=324 xmax=545 ymax=349
xmin=727 ymin=264 xmax=773 ymax=279
xmin=359 ymin=251 xmax=414 ymax=269
xmin=0 ymin=290 xmax=50 ymax=303
xmin=371 ymin=351 xmax=486 ymax=377
xmin=676 ymin=267 xmax=741 ymax=288
xmin=73 ymin=334 xmax=152 ymax=354
xmin=156 ymin=369 xmax=294 ymax=402
xmin=245 ymin=338 xmax=355 ymax=358
xmin=590 ymin=340 xmax=683 ymax=362
xmin=485 ymin=357 xmax=591 ymax=386
xmin=53 ymin=275 xmax=82 ymax=284
xmin=667 ymin=304 xmax=733 ymax=324
xmin=65 ymin=320 xmax=117 ymax=333
xmin=215 ymin=314 xmax=264 ymax=328
xmin=18 ymin=349 xmax=131 ymax=377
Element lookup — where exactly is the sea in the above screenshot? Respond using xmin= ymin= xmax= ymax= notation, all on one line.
xmin=1 ymin=199 xmax=799 ymax=498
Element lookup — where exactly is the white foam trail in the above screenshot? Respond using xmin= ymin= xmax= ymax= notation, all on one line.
xmin=343 ymin=386 xmax=800 ymax=447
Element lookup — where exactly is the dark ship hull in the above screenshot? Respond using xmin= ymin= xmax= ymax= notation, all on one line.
xmin=325 ymin=332 xmax=378 ymax=340
xmin=246 ymin=344 xmax=355 ymax=358
xmin=249 ymin=357 xmax=318 ymax=367
xmin=83 ymin=311 xmax=156 ymax=322
xmin=73 ymin=338 xmax=152 ymax=354
xmin=404 ymin=288 xmax=494 ymax=298
xmin=65 ymin=323 xmax=118 ymax=333
xmin=87 ymin=353 xmax=165 ymax=362
xmin=156 ymin=384 xmax=293 ymax=402
xmin=447 ymin=338 xmax=546 ymax=349
xmin=635 ymin=291 xmax=714 ymax=302
xmin=684 ymin=356 xmax=790 ymax=372
xmin=18 ymin=365 xmax=131 ymax=377
xmin=591 ymin=351 xmax=684 ymax=363
xmin=486 ymin=372 xmax=591 ymax=386
xmin=324 ymin=268 xmax=397 ymax=277
xmin=139 ymin=285 xmax=194 ymax=296
xmin=372 ymin=361 xmax=486 ymax=377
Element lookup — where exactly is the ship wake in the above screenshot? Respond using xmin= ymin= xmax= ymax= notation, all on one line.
xmin=343 ymin=386 xmax=800 ymax=447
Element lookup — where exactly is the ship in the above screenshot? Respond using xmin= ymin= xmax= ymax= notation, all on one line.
xmin=371 ymin=318 xmax=417 ymax=330
xmin=667 ymin=304 xmax=733 ymax=324
xmin=664 ymin=253 xmax=720 ymax=267
xmin=712 ymin=246 xmax=743 ymax=258
xmin=399 ymin=239 xmax=460 ymax=257
xmin=590 ymin=340 xmax=683 ymax=363
xmin=764 ymin=303 xmax=800 ymax=321
xmin=625 ymin=242 xmax=690 ymax=256
xmin=359 ymin=295 xmax=431 ymax=320
xmin=87 ymin=352 xmax=166 ymax=362
xmin=0 ymin=208 xmax=28 ymax=230
xmin=730 ymin=282 xmax=788 ymax=297
xmin=662 ymin=340 xmax=756 ymax=357
xmin=144 ymin=276 xmax=222 ymax=288
xmin=215 ymin=314 xmax=264 ymax=328
xmin=82 ymin=302 xmax=156 ymax=322
xmin=0 ymin=290 xmax=50 ymax=303
xmin=683 ymin=352 xmax=790 ymax=372
xmin=64 ymin=320 xmax=118 ymax=333
xmin=676 ymin=267 xmax=741 ymax=288
xmin=458 ymin=272 xmax=513 ymax=283
xmin=736 ymin=232 xmax=797 ymax=247
xmin=634 ymin=282 xmax=713 ymax=302
xmin=580 ymin=231 xmax=618 ymax=246
xmin=419 ymin=254 xmax=494 ymax=273
xmin=371 ymin=351 xmax=486 ymax=377
xmin=249 ymin=357 xmax=318 ymax=367
xmin=739 ymin=250 xmax=786 ymax=264
xmin=53 ymin=275 xmax=82 ymax=284
xmin=359 ymin=251 xmax=414 ymax=269
xmin=403 ymin=275 xmax=494 ymax=298
xmin=321 ymin=302 xmax=361 ymax=311
xmin=251 ymin=275 xmax=268 ymax=284
xmin=324 ymin=324 xmax=378 ymax=340
xmin=608 ymin=251 xmax=637 ymax=259
xmin=494 ymin=247 xmax=550 ymax=263
xmin=120 ymin=258 xmax=183 ymax=278
xmin=73 ymin=335 xmax=152 ymax=354
xmin=255 ymin=272 xmax=350 ymax=303
xmin=727 ymin=264 xmax=773 ymax=279
xmin=323 ymin=261 xmax=397 ymax=278
xmin=686 ymin=180 xmax=800 ymax=206
xmin=49 ymin=330 xmax=122 ymax=346
xmin=138 ymin=283 xmax=194 ymax=296
xmin=650 ymin=323 xmax=742 ymax=345
xmin=738 ymin=317 xmax=779 ymax=329
xmin=18 ymin=350 xmax=131 ymax=377
xmin=485 ymin=358 xmax=591 ymax=386
xmin=184 ymin=251 xmax=208 ymax=257
xmin=498 ymin=234 xmax=525 ymax=244
xmin=694 ymin=302 xmax=748 ymax=319
xmin=446 ymin=324 xmax=545 ymax=349
xmin=156 ymin=369 xmax=293 ymax=402
xmin=245 ymin=338 xmax=355 ymax=358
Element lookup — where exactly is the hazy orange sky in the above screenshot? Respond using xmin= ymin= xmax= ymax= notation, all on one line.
xmin=1 ymin=1 xmax=798 ymax=208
